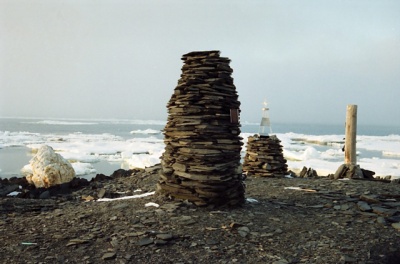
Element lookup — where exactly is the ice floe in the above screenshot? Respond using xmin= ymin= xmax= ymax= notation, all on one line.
xmin=1 ymin=128 xmax=399 ymax=179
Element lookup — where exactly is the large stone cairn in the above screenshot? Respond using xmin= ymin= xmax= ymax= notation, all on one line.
xmin=157 ymin=50 xmax=245 ymax=206
xmin=243 ymin=134 xmax=288 ymax=177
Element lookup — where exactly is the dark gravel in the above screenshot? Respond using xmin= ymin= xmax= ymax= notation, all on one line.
xmin=1 ymin=166 xmax=400 ymax=264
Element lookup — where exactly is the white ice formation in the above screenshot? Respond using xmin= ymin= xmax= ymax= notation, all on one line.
xmin=25 ymin=145 xmax=76 ymax=188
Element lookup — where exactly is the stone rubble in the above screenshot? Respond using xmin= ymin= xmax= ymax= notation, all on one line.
xmin=157 ymin=50 xmax=245 ymax=206
xmin=1 ymin=167 xmax=400 ymax=263
xmin=299 ymin=166 xmax=319 ymax=178
xmin=334 ymin=163 xmax=375 ymax=180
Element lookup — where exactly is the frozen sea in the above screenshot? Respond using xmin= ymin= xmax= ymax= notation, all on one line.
xmin=0 ymin=117 xmax=399 ymax=179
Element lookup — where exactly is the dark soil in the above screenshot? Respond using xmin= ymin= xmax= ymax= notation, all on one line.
xmin=1 ymin=165 xmax=400 ymax=264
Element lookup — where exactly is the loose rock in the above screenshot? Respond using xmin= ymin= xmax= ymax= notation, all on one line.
xmin=102 ymin=252 xmax=116 ymax=260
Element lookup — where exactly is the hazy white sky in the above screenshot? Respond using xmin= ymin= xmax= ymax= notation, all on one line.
xmin=1 ymin=0 xmax=399 ymax=126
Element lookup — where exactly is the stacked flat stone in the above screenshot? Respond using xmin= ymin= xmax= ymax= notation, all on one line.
xmin=157 ymin=50 xmax=245 ymax=206
xmin=243 ymin=134 xmax=288 ymax=177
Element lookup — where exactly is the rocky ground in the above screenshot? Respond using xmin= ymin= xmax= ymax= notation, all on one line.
xmin=1 ymin=166 xmax=400 ymax=264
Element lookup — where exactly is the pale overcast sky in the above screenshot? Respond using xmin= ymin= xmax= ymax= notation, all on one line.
xmin=1 ymin=0 xmax=399 ymax=126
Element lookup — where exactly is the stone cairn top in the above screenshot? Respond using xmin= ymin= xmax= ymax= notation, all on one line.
xmin=243 ymin=134 xmax=288 ymax=177
xmin=156 ymin=50 xmax=245 ymax=206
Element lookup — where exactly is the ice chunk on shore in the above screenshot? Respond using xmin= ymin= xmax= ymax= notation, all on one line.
xmin=26 ymin=145 xmax=75 ymax=188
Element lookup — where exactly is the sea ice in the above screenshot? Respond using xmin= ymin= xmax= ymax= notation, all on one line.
xmin=130 ymin=129 xmax=161 ymax=135
xmin=71 ymin=162 xmax=96 ymax=176
xmin=2 ymin=128 xmax=400 ymax=179
xmin=32 ymin=120 xmax=98 ymax=125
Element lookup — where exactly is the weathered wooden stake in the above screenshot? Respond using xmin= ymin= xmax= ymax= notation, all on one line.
xmin=345 ymin=105 xmax=357 ymax=165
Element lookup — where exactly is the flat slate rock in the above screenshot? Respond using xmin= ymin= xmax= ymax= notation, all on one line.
xmin=137 ymin=237 xmax=154 ymax=246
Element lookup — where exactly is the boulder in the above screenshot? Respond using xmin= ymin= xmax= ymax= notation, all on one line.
xmin=334 ymin=163 xmax=371 ymax=180
xmin=0 ymin=183 xmax=20 ymax=197
xmin=25 ymin=145 xmax=75 ymax=188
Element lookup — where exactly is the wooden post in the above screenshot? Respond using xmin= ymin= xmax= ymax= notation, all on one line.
xmin=345 ymin=105 xmax=357 ymax=165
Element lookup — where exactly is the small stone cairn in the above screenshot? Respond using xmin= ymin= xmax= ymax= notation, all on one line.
xmin=157 ymin=50 xmax=245 ymax=206
xmin=243 ymin=134 xmax=288 ymax=177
